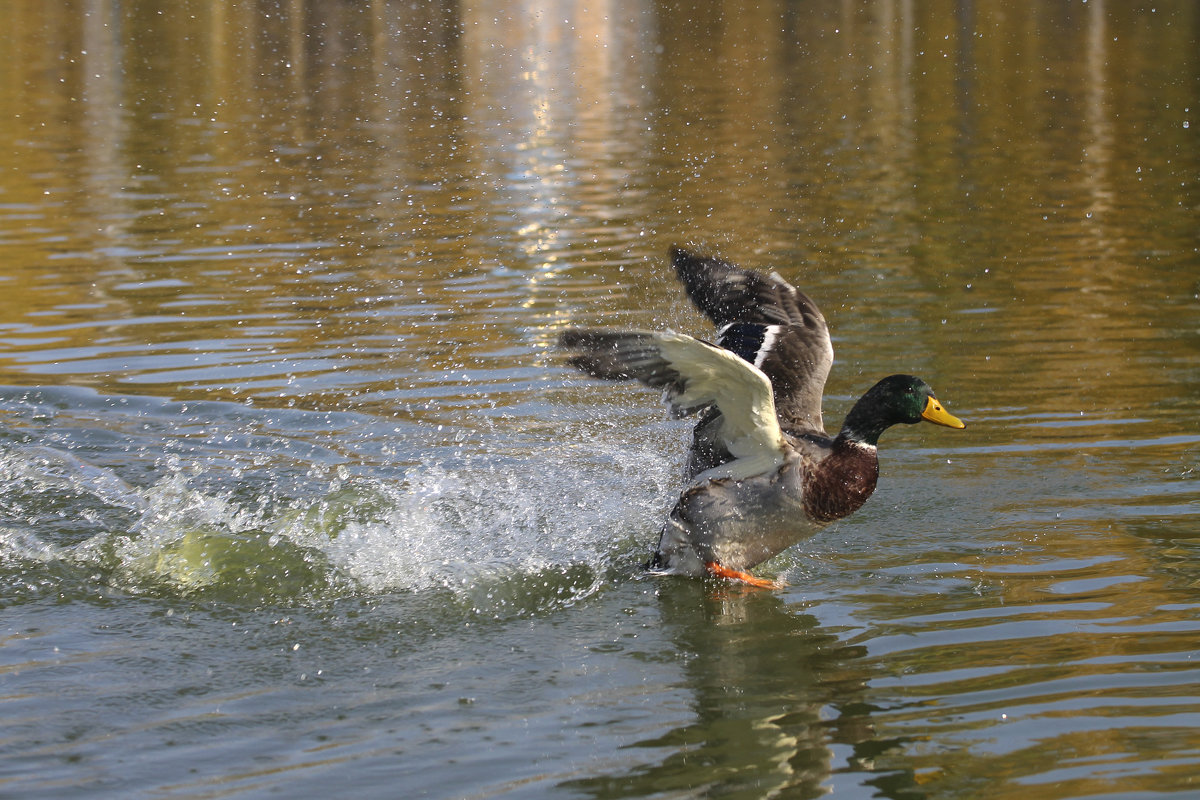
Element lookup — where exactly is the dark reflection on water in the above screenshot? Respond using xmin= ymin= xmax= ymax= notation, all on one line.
xmin=563 ymin=587 xmax=878 ymax=800
xmin=1 ymin=0 xmax=1199 ymax=798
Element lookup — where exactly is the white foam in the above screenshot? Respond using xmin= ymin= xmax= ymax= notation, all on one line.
xmin=0 ymin=436 xmax=677 ymax=609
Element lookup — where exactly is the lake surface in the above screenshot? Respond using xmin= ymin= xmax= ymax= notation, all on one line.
xmin=2 ymin=1 xmax=1199 ymax=797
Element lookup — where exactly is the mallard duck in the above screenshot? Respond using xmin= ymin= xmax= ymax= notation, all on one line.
xmin=559 ymin=246 xmax=964 ymax=587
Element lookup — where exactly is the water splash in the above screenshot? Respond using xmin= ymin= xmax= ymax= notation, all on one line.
xmin=0 ymin=435 xmax=676 ymax=613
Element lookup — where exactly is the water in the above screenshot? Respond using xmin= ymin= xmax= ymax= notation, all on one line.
xmin=2 ymin=1 xmax=1199 ymax=797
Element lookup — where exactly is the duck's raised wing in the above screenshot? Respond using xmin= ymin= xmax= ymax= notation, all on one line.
xmin=672 ymin=246 xmax=823 ymax=327
xmin=714 ymin=322 xmax=832 ymax=432
xmin=559 ymin=329 xmax=787 ymax=476
xmin=671 ymin=247 xmax=834 ymax=433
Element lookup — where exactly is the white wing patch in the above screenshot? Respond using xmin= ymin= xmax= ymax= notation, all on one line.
xmin=650 ymin=331 xmax=787 ymax=477
xmin=753 ymin=325 xmax=780 ymax=369
xmin=715 ymin=322 xmax=783 ymax=369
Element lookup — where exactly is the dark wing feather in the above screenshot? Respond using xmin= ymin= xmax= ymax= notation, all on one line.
xmin=672 ymin=247 xmax=834 ymax=433
xmin=558 ymin=329 xmax=706 ymax=416
xmin=715 ymin=322 xmax=833 ymax=432
xmin=672 ymin=246 xmax=820 ymax=327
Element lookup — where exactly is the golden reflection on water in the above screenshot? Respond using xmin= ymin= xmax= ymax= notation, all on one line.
xmin=0 ymin=1 xmax=1195 ymax=415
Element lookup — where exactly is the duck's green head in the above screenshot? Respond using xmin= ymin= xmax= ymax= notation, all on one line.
xmin=841 ymin=374 xmax=965 ymax=446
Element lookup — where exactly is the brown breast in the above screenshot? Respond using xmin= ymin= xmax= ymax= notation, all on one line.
xmin=802 ymin=441 xmax=879 ymax=522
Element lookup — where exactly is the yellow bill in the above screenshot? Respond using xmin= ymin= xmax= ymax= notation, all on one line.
xmin=921 ymin=396 xmax=965 ymax=429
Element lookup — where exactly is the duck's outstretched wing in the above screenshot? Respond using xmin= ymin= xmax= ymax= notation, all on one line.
xmin=559 ymin=329 xmax=787 ymax=478
xmin=671 ymin=246 xmax=834 ymax=432
xmin=713 ymin=322 xmax=831 ymax=432
xmin=672 ymin=246 xmax=821 ymax=327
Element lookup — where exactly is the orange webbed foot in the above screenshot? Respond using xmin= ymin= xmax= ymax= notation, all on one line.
xmin=704 ymin=561 xmax=783 ymax=589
